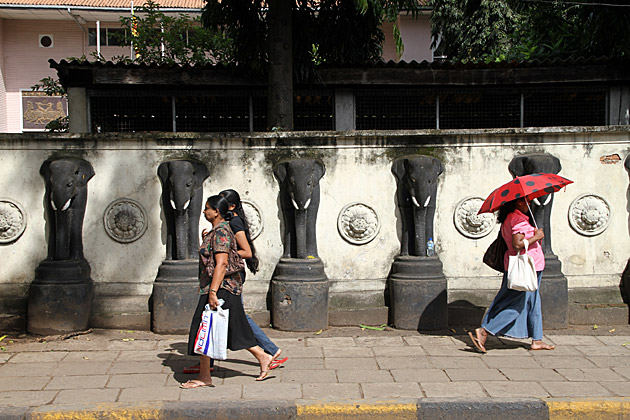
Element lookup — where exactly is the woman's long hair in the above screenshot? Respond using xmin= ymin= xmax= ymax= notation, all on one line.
xmin=220 ymin=189 xmax=259 ymax=274
xmin=206 ymin=195 xmax=232 ymax=220
xmin=497 ymin=198 xmax=535 ymax=225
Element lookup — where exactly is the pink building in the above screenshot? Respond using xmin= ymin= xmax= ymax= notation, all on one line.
xmin=0 ymin=1 xmax=434 ymax=133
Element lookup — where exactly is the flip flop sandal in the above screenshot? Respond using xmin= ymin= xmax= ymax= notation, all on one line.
xmin=468 ymin=331 xmax=487 ymax=353
xmin=269 ymin=356 xmax=288 ymax=370
xmin=179 ymin=380 xmax=214 ymax=389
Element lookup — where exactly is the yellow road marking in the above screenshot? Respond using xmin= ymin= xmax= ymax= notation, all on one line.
xmin=297 ymin=402 xmax=417 ymax=419
xmin=548 ymin=399 xmax=630 ymax=420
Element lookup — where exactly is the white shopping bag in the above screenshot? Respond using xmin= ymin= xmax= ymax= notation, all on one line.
xmin=507 ymin=240 xmax=538 ymax=292
xmin=194 ymin=299 xmax=229 ymax=360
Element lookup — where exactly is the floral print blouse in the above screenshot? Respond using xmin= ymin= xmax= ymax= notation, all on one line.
xmin=198 ymin=221 xmax=244 ymax=296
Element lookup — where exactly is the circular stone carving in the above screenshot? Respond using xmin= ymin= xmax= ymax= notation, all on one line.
xmin=568 ymin=194 xmax=611 ymax=236
xmin=241 ymin=199 xmax=263 ymax=240
xmin=337 ymin=202 xmax=380 ymax=245
xmin=454 ymin=197 xmax=496 ymax=238
xmin=0 ymin=198 xmax=26 ymax=244
xmin=103 ymin=198 xmax=148 ymax=243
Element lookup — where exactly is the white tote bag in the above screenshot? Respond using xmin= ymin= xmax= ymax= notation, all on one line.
xmin=194 ymin=300 xmax=229 ymax=360
xmin=507 ymin=240 xmax=538 ymax=292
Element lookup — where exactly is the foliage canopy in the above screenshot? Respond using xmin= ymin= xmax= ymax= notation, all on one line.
xmin=201 ymin=0 xmax=424 ymax=82
xmin=430 ymin=0 xmax=630 ymax=63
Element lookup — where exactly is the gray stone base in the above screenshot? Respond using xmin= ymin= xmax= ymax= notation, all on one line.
xmin=90 ymin=312 xmax=151 ymax=330
xmin=329 ymin=307 xmax=388 ymax=326
xmin=0 ymin=314 xmax=25 ymax=332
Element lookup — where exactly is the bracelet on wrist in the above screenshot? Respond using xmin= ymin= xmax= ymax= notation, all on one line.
xmin=209 ymin=288 xmax=217 ymax=294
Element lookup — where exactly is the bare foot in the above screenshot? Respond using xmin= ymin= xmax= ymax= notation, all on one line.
xmin=180 ymin=379 xmax=213 ymax=389
xmin=272 ymin=349 xmax=282 ymax=361
xmin=530 ymin=340 xmax=555 ymax=350
xmin=255 ymin=351 xmax=273 ymax=381
xmin=476 ymin=328 xmax=488 ymax=350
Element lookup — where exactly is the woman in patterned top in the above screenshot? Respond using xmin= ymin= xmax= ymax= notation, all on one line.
xmin=220 ymin=189 xmax=287 ymax=369
xmin=180 ymin=195 xmax=273 ymax=389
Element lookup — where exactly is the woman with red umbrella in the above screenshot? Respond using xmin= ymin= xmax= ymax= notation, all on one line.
xmin=469 ymin=173 xmax=572 ymax=353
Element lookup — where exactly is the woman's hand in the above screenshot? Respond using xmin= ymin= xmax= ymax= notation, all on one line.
xmin=208 ymin=292 xmax=220 ymax=310
xmin=532 ymin=228 xmax=544 ymax=242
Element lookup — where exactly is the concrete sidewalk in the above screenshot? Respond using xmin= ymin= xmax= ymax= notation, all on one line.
xmin=2 ymin=326 xmax=630 ymax=419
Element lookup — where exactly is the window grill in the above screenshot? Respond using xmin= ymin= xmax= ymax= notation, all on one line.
xmin=90 ymin=93 xmax=172 ymax=133
xmin=439 ymin=90 xmax=520 ymax=129
xmin=294 ymin=90 xmax=334 ymax=131
xmin=175 ymin=93 xmax=250 ymax=132
xmin=524 ymin=87 xmax=606 ymax=127
xmin=356 ymin=89 xmax=436 ymax=130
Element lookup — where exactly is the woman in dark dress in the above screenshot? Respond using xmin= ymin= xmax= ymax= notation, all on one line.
xmin=180 ymin=195 xmax=273 ymax=389
xmin=220 ymin=189 xmax=287 ymax=369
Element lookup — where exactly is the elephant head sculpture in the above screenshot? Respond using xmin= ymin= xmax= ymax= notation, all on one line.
xmin=274 ymin=159 xmax=325 ymax=259
xmin=509 ymin=153 xmax=562 ymax=255
xmin=40 ymin=158 xmax=95 ymax=261
xmin=392 ymin=155 xmax=444 ymax=257
xmin=158 ymin=159 xmax=209 ymax=260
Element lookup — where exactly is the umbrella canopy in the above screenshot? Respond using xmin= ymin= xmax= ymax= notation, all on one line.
xmin=478 ymin=173 xmax=573 ymax=215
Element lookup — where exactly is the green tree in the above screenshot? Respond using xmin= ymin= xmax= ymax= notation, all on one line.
xmin=201 ymin=0 xmax=424 ymax=130
xmin=116 ymin=0 xmax=233 ymax=65
xmin=430 ymin=0 xmax=630 ymax=63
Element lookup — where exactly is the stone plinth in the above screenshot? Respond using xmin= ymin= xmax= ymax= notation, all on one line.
xmin=271 ymin=258 xmax=329 ymax=332
xmin=28 ymin=259 xmax=93 ymax=335
xmin=151 ymin=260 xmax=198 ymax=334
xmin=389 ymin=256 xmax=447 ymax=331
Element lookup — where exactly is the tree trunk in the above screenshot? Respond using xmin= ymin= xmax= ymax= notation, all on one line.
xmin=267 ymin=0 xmax=293 ymax=131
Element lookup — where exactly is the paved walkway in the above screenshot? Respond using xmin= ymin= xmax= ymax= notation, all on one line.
xmin=2 ymin=326 xmax=630 ymax=419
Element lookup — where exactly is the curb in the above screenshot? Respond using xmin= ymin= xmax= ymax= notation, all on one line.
xmin=4 ymin=398 xmax=630 ymax=420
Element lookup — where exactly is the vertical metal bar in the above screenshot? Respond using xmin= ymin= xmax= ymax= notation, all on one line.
xmin=520 ymin=92 xmax=524 ymax=128
xmin=436 ymin=94 xmax=440 ymax=129
xmin=172 ymin=96 xmax=176 ymax=133
xmin=96 ymin=20 xmax=101 ymax=54
xmin=249 ymin=95 xmax=254 ymax=132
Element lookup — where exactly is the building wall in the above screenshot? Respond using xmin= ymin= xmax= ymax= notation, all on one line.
xmin=0 ymin=19 xmax=7 ymax=132
xmin=1 ymin=19 xmax=126 ymax=133
xmin=382 ymin=13 xmax=433 ymax=63
xmin=0 ymin=127 xmax=628 ymax=330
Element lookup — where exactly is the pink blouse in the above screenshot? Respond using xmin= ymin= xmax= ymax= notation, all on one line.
xmin=501 ymin=209 xmax=545 ymax=272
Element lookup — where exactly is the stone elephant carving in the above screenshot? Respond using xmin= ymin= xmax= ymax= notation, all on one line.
xmin=509 ymin=153 xmax=561 ymax=255
xmin=392 ymin=155 xmax=444 ymax=257
xmin=158 ymin=159 xmax=209 ymax=260
xmin=274 ymin=159 xmax=325 ymax=259
xmin=40 ymin=158 xmax=95 ymax=261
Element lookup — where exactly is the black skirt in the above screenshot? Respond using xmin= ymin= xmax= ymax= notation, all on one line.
xmin=187 ymin=288 xmax=257 ymax=356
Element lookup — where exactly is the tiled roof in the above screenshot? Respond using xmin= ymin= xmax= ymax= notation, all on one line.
xmin=0 ymin=0 xmax=203 ymax=8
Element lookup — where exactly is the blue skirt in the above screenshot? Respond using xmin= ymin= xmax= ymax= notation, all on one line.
xmin=481 ymin=271 xmax=543 ymax=341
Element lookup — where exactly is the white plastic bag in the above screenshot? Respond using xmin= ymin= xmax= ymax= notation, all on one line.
xmin=507 ymin=240 xmax=538 ymax=292
xmin=194 ymin=299 xmax=229 ymax=360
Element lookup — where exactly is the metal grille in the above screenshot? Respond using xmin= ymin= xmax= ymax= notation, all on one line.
xmin=439 ymin=90 xmax=521 ymax=129
xmin=294 ymin=90 xmax=334 ymax=131
xmin=175 ymin=93 xmax=250 ymax=132
xmin=90 ymin=94 xmax=172 ymax=133
xmin=524 ymin=87 xmax=606 ymax=127
xmin=356 ymin=89 xmax=436 ymax=130
xmin=252 ymin=93 xmax=267 ymax=132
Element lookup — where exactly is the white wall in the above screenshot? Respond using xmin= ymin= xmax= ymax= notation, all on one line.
xmin=0 ymin=127 xmax=628 ymax=325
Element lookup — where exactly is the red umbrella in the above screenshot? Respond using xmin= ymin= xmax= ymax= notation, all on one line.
xmin=477 ymin=173 xmax=573 ymax=215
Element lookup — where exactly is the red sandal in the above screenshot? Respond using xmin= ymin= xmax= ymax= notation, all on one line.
xmin=269 ymin=356 xmax=288 ymax=370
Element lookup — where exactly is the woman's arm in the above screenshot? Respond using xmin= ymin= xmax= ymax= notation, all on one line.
xmin=234 ymin=231 xmax=252 ymax=259
xmin=512 ymin=228 xmax=544 ymax=251
xmin=208 ymin=252 xmax=228 ymax=309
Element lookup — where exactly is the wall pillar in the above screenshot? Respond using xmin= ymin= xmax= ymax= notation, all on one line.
xmin=334 ymin=88 xmax=355 ymax=131
xmin=609 ymin=86 xmax=630 ymax=125
xmin=67 ymin=87 xmax=89 ymax=133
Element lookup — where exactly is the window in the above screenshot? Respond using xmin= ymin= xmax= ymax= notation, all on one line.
xmin=88 ymin=28 xmax=126 ymax=46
